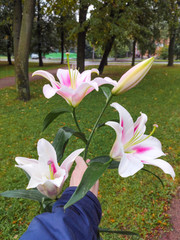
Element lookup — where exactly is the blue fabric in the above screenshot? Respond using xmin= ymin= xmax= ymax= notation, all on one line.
xmin=20 ymin=187 xmax=102 ymax=240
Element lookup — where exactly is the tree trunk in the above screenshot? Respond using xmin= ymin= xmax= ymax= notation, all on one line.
xmin=77 ymin=1 xmax=88 ymax=73
xmin=98 ymin=36 xmax=115 ymax=74
xmin=7 ymin=36 xmax=12 ymax=65
xmin=13 ymin=0 xmax=22 ymax=61
xmin=14 ymin=0 xmax=36 ymax=101
xmin=37 ymin=0 xmax=43 ymax=67
xmin=60 ymin=29 xmax=64 ymax=64
xmin=168 ymin=33 xmax=175 ymax=66
xmin=131 ymin=39 xmax=136 ymax=66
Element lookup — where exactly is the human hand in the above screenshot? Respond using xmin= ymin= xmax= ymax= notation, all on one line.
xmin=69 ymin=156 xmax=99 ymax=197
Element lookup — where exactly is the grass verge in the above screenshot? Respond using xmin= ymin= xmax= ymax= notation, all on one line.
xmin=0 ymin=64 xmax=179 ymax=239
xmin=0 ymin=61 xmax=65 ymax=79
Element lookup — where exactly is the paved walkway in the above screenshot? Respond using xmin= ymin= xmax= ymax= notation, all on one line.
xmin=0 ymin=69 xmax=58 ymax=89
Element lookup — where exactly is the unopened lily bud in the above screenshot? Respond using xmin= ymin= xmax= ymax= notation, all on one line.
xmin=111 ymin=57 xmax=154 ymax=95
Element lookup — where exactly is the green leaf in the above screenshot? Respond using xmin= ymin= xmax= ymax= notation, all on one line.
xmin=64 ymin=160 xmax=112 ymax=209
xmin=142 ymin=168 xmax=164 ymax=187
xmin=90 ymin=156 xmax=119 ymax=169
xmin=99 ymin=228 xmax=139 ymax=237
xmin=0 ymin=189 xmax=48 ymax=202
xmin=53 ymin=127 xmax=87 ymax=162
xmin=101 ymin=86 xmax=111 ymax=101
xmin=43 ymin=108 xmax=71 ymax=131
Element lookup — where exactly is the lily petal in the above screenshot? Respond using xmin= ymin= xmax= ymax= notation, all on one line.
xmin=32 ymin=70 xmax=56 ymax=83
xmin=57 ymin=69 xmax=71 ymax=87
xmin=60 ymin=148 xmax=84 ymax=179
xmin=43 ymin=84 xmax=58 ymax=99
xmin=105 ymin=121 xmax=124 ymax=160
xmin=77 ymin=69 xmax=95 ymax=85
xmin=15 ymin=157 xmax=38 ymax=165
xmin=118 ymin=154 xmax=143 ymax=177
xmin=37 ymin=138 xmax=58 ymax=173
xmin=134 ymin=112 xmax=147 ymax=137
xmin=110 ymin=103 xmax=134 ymax=144
xmin=142 ymin=158 xmax=175 ymax=179
xmin=37 ymin=181 xmax=59 ymax=199
xmin=104 ymin=77 xmax=118 ymax=87
xmin=71 ymin=82 xmax=98 ymax=107
xmin=27 ymin=176 xmax=42 ymax=189
xmin=16 ymin=163 xmax=41 ymax=180
xmin=131 ymin=136 xmax=165 ymax=160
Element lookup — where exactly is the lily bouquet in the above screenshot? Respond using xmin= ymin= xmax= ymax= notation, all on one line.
xmin=1 ymin=54 xmax=175 ymax=236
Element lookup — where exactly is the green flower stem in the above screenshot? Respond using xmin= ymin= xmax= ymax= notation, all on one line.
xmin=84 ymin=94 xmax=113 ymax=160
xmin=72 ymin=107 xmax=82 ymax=133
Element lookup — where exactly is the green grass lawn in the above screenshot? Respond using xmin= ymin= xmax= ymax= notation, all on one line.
xmin=0 ymin=64 xmax=179 ymax=239
xmin=0 ymin=61 xmax=65 ymax=79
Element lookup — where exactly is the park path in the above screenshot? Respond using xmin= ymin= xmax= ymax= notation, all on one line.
xmin=0 ymin=69 xmax=58 ymax=89
xmin=159 ymin=187 xmax=180 ymax=240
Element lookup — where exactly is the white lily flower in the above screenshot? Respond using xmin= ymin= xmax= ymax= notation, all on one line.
xmin=15 ymin=138 xmax=84 ymax=199
xmin=106 ymin=103 xmax=175 ymax=179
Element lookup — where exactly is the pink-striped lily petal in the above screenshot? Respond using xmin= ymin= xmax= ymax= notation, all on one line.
xmin=133 ymin=112 xmax=147 ymax=137
xmin=37 ymin=139 xmax=59 ymax=172
xmin=86 ymin=77 xmax=118 ymax=95
xmin=105 ymin=121 xmax=124 ymax=160
xmin=71 ymin=82 xmax=99 ymax=107
xmin=93 ymin=77 xmax=118 ymax=87
xmin=104 ymin=77 xmax=118 ymax=87
xmin=55 ymin=85 xmax=75 ymax=105
xmin=77 ymin=69 xmax=98 ymax=85
xmin=118 ymin=154 xmax=143 ymax=177
xmin=110 ymin=103 xmax=134 ymax=144
xmin=131 ymin=136 xmax=165 ymax=160
xmin=60 ymin=148 xmax=84 ymax=179
xmin=43 ymin=84 xmax=58 ymax=99
xmin=57 ymin=69 xmax=71 ymax=87
xmin=32 ymin=70 xmax=57 ymax=86
xmin=142 ymin=158 xmax=175 ymax=179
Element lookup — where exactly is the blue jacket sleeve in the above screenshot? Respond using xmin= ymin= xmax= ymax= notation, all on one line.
xmin=19 ymin=187 xmax=102 ymax=240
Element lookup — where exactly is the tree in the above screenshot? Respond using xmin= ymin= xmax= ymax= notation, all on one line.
xmin=167 ymin=0 xmax=180 ymax=66
xmin=126 ymin=0 xmax=162 ymax=65
xmin=159 ymin=0 xmax=180 ymax=66
xmin=77 ymin=0 xmax=89 ymax=72
xmin=13 ymin=0 xmax=36 ymax=101
xmin=89 ymin=0 xmax=131 ymax=74
xmin=37 ymin=0 xmax=43 ymax=66
xmin=0 ymin=0 xmax=13 ymax=65
xmin=31 ymin=1 xmax=59 ymax=66
xmin=45 ymin=0 xmax=77 ymax=64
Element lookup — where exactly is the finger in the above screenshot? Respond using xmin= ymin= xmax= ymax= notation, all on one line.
xmin=75 ymin=156 xmax=87 ymax=169
xmin=86 ymin=159 xmax=90 ymax=164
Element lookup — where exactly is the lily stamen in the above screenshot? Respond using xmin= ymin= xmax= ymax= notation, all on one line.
xmin=124 ymin=124 xmax=158 ymax=150
xmin=66 ymin=52 xmax=73 ymax=88
xmin=48 ymin=160 xmax=55 ymax=179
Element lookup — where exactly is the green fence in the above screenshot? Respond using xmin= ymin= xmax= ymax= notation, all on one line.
xmin=45 ymin=52 xmax=77 ymax=59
